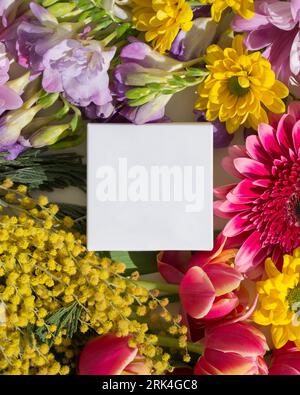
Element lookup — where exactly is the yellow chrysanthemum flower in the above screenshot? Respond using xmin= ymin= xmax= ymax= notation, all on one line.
xmin=253 ymin=248 xmax=300 ymax=350
xmin=195 ymin=35 xmax=289 ymax=133
xmin=199 ymin=0 xmax=254 ymax=22
xmin=132 ymin=0 xmax=193 ymax=53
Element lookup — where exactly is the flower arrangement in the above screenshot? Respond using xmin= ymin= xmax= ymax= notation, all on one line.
xmin=0 ymin=0 xmax=300 ymax=376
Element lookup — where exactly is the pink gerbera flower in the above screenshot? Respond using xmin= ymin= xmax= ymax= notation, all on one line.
xmin=215 ymin=101 xmax=300 ymax=275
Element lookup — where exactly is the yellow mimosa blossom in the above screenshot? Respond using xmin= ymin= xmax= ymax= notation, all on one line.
xmin=199 ymin=0 xmax=255 ymax=22
xmin=132 ymin=0 xmax=193 ymax=53
xmin=253 ymin=248 xmax=300 ymax=350
xmin=195 ymin=35 xmax=289 ymax=133
xmin=0 ymin=180 xmax=188 ymax=375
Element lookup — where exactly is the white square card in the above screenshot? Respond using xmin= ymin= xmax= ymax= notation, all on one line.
xmin=87 ymin=123 xmax=213 ymax=251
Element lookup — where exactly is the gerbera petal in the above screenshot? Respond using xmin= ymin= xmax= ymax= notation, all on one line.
xmin=223 ymin=212 xmax=254 ymax=237
xmin=277 ymin=114 xmax=295 ymax=152
xmin=235 ymin=231 xmax=262 ymax=273
xmin=214 ymin=184 xmax=236 ymax=200
xmin=234 ymin=158 xmax=270 ymax=178
xmin=222 ymin=156 xmax=244 ymax=178
xmin=257 ymin=123 xmax=281 ymax=158
xmin=245 ymin=135 xmax=270 ymax=162
xmin=232 ymin=178 xmax=265 ymax=198
xmin=292 ymin=120 xmax=300 ymax=152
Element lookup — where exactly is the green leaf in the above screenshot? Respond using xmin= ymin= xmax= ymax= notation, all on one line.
xmin=42 ymin=0 xmax=59 ymax=6
xmin=109 ymin=251 xmax=158 ymax=275
xmin=0 ymin=149 xmax=86 ymax=192
xmin=35 ymin=302 xmax=82 ymax=345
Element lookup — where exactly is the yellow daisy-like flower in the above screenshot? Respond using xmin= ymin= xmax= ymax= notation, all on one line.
xmin=132 ymin=0 xmax=193 ymax=53
xmin=253 ymin=248 xmax=300 ymax=350
xmin=195 ymin=35 xmax=289 ymax=133
xmin=199 ymin=0 xmax=254 ymax=22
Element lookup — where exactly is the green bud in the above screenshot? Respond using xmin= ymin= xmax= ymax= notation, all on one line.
xmin=185 ymin=68 xmax=208 ymax=78
xmin=38 ymin=92 xmax=60 ymax=109
xmin=47 ymin=2 xmax=76 ymax=17
xmin=128 ymin=93 xmax=157 ymax=107
xmin=126 ymin=72 xmax=168 ymax=86
xmin=6 ymin=72 xmax=31 ymax=95
xmin=30 ymin=124 xmax=70 ymax=148
xmin=125 ymin=87 xmax=152 ymax=100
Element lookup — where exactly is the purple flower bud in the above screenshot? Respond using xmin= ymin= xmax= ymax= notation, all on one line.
xmin=196 ymin=111 xmax=233 ymax=148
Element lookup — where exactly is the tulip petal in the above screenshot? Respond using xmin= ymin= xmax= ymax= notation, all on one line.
xmin=204 ymin=263 xmax=243 ymax=295
xmin=204 ymin=293 xmax=239 ymax=319
xmin=202 ymin=349 xmax=257 ymax=375
xmin=189 ymin=233 xmax=227 ymax=269
xmin=79 ymin=335 xmax=138 ymax=375
xmin=179 ymin=267 xmax=215 ymax=319
xmin=157 ymin=251 xmax=190 ymax=284
xmin=205 ymin=323 xmax=268 ymax=357
xmin=194 ymin=355 xmax=222 ymax=375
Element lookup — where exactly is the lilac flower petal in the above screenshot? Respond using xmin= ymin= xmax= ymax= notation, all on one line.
xmin=84 ymin=102 xmax=115 ymax=120
xmin=0 ymin=85 xmax=23 ymax=115
xmin=245 ymin=25 xmax=278 ymax=50
xmin=291 ymin=31 xmax=300 ymax=75
xmin=42 ymin=39 xmax=116 ymax=107
xmin=232 ymin=0 xmax=300 ymax=86
xmin=120 ymin=95 xmax=172 ymax=124
xmin=0 ymin=43 xmax=9 ymax=84
xmin=291 ymin=0 xmax=300 ymax=21
xmin=0 ymin=142 xmax=26 ymax=160
xmin=267 ymin=1 xmax=296 ymax=31
xmin=29 ymin=1 xmax=58 ymax=27
xmin=120 ymin=41 xmax=181 ymax=71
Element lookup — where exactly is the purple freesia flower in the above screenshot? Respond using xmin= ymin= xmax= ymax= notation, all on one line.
xmin=42 ymin=39 xmax=116 ymax=107
xmin=232 ymin=0 xmax=300 ymax=85
xmin=0 ymin=42 xmax=10 ymax=84
xmin=113 ymin=41 xmax=183 ymax=124
xmin=170 ymin=17 xmax=217 ymax=61
xmin=196 ymin=111 xmax=234 ymax=148
xmin=0 ymin=0 xmax=19 ymax=27
xmin=0 ymin=105 xmax=42 ymax=160
xmin=14 ymin=2 xmax=82 ymax=73
xmin=0 ymin=42 xmax=22 ymax=116
xmin=84 ymin=102 xmax=116 ymax=120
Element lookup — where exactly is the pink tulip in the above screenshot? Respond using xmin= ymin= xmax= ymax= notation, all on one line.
xmin=269 ymin=342 xmax=300 ymax=375
xmin=179 ymin=264 xmax=242 ymax=320
xmin=158 ymin=233 xmax=243 ymax=321
xmin=195 ymin=322 xmax=269 ymax=375
xmin=158 ymin=233 xmax=238 ymax=285
xmin=79 ymin=335 xmax=150 ymax=375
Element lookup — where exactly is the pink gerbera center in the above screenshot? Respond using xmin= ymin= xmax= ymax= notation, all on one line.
xmin=249 ymin=160 xmax=300 ymax=252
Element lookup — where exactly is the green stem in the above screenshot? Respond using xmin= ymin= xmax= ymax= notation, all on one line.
xmin=157 ymin=335 xmax=203 ymax=355
xmin=100 ymin=31 xmax=118 ymax=47
xmin=183 ymin=56 xmax=205 ymax=68
xmin=136 ymin=280 xmax=179 ymax=294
